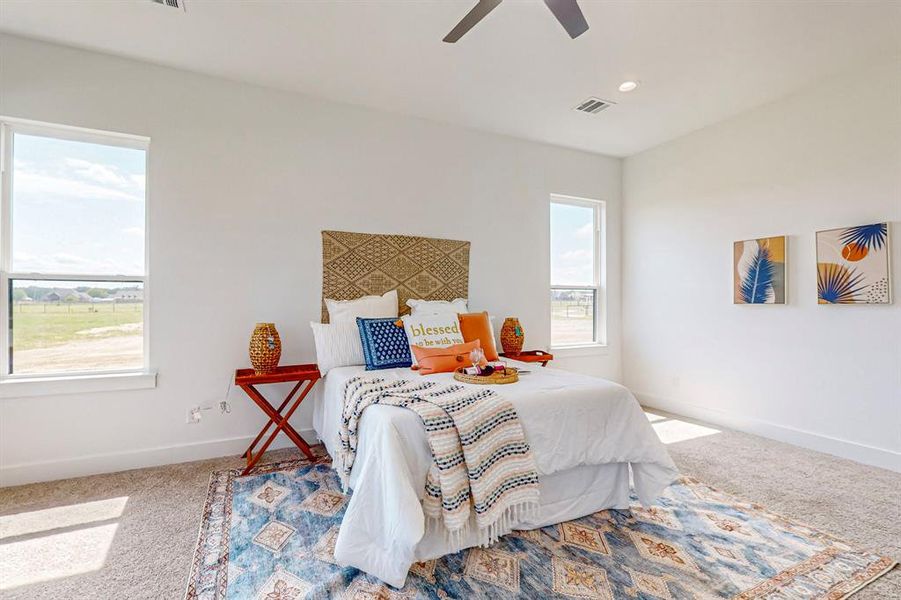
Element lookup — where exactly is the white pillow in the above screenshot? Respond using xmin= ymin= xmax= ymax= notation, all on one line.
xmin=406 ymin=298 xmax=468 ymax=315
xmin=326 ymin=289 xmax=398 ymax=324
xmin=309 ymin=321 xmax=365 ymax=375
xmin=400 ymin=313 xmax=465 ymax=365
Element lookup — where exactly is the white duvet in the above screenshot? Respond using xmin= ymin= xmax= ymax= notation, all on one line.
xmin=311 ymin=363 xmax=678 ymax=587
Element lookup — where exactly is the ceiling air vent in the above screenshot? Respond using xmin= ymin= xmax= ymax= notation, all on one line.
xmin=574 ymin=97 xmax=615 ymax=114
xmin=150 ymin=0 xmax=183 ymax=9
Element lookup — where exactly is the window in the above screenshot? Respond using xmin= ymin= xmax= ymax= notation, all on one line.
xmin=0 ymin=118 xmax=149 ymax=379
xmin=550 ymin=195 xmax=604 ymax=348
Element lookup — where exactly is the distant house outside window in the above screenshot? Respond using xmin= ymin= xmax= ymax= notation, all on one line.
xmin=550 ymin=195 xmax=605 ymax=348
xmin=0 ymin=118 xmax=149 ymax=377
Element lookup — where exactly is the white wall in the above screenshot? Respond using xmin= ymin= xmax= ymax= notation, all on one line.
xmin=623 ymin=58 xmax=901 ymax=472
xmin=0 ymin=35 xmax=622 ymax=485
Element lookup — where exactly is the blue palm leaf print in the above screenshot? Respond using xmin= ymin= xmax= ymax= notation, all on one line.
xmin=739 ymin=245 xmax=774 ymax=304
xmin=839 ymin=223 xmax=887 ymax=251
xmin=817 ymin=263 xmax=867 ymax=303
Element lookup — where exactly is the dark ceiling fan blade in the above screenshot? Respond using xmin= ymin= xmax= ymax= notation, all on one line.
xmin=543 ymin=0 xmax=589 ymax=39
xmin=443 ymin=0 xmax=503 ymax=43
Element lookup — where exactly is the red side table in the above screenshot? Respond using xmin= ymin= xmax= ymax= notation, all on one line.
xmin=235 ymin=364 xmax=320 ymax=475
xmin=500 ymin=350 xmax=554 ymax=367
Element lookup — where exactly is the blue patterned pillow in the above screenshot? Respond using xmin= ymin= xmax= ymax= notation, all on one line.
xmin=356 ymin=317 xmax=413 ymax=370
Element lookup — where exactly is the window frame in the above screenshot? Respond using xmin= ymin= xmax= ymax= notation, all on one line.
xmin=0 ymin=116 xmax=153 ymax=387
xmin=549 ymin=193 xmax=607 ymax=351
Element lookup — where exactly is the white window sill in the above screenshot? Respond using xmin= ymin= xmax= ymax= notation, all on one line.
xmin=550 ymin=344 xmax=609 ymax=358
xmin=0 ymin=371 xmax=157 ymax=399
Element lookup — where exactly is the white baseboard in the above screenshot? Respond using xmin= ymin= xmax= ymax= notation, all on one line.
xmin=5 ymin=397 xmax=898 ymax=486
xmin=637 ymin=392 xmax=901 ymax=473
xmin=0 ymin=428 xmax=319 ymax=488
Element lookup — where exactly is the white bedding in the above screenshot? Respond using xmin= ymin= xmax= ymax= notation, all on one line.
xmin=311 ymin=363 xmax=678 ymax=587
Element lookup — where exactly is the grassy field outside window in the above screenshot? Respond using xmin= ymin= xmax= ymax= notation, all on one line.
xmin=11 ymin=301 xmax=144 ymax=374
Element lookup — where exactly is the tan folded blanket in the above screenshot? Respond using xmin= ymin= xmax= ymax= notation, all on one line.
xmin=336 ymin=376 xmax=540 ymax=548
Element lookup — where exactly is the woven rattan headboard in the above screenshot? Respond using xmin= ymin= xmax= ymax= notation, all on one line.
xmin=321 ymin=230 xmax=470 ymax=323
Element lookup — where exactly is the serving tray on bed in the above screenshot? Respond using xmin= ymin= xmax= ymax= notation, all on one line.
xmin=453 ymin=366 xmax=519 ymax=385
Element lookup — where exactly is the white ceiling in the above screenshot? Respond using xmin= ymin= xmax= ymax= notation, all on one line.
xmin=1 ymin=1 xmax=899 ymax=156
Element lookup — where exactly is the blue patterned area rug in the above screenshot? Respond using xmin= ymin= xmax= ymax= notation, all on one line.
xmin=185 ymin=454 xmax=895 ymax=599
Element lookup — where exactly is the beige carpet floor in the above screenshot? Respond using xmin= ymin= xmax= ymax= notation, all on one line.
xmin=1 ymin=414 xmax=898 ymax=599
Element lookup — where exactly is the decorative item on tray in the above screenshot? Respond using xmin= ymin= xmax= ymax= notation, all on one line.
xmin=249 ymin=322 xmax=281 ymax=374
xmin=455 ymin=347 xmax=518 ymax=384
xmin=468 ymin=347 xmax=487 ymax=370
xmin=500 ymin=317 xmax=524 ymax=355
xmin=454 ymin=364 xmax=519 ymax=385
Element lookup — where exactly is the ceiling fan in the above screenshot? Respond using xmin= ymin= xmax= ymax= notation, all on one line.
xmin=443 ymin=0 xmax=589 ymax=43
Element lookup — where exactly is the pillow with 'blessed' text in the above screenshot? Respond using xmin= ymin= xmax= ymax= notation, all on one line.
xmin=400 ymin=313 xmax=464 ymax=365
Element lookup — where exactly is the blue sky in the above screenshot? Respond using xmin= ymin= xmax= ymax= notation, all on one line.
xmin=11 ymin=133 xmax=145 ymax=276
xmin=550 ymin=202 xmax=595 ymax=285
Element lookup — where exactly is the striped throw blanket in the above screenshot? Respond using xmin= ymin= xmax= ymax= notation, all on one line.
xmin=335 ymin=376 xmax=540 ymax=548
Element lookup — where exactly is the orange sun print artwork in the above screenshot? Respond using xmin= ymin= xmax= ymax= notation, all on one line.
xmin=816 ymin=223 xmax=891 ymax=304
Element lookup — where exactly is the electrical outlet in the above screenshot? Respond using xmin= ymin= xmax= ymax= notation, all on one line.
xmin=186 ymin=406 xmax=202 ymax=424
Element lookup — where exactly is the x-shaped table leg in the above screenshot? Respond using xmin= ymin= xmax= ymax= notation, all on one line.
xmin=241 ymin=380 xmax=316 ymax=475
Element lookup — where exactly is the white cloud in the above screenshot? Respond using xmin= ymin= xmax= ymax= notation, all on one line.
xmin=574 ymin=222 xmax=594 ymax=239
xmin=14 ymin=157 xmax=144 ymax=204
xmin=64 ymin=158 xmax=134 ymax=189
xmin=13 ymin=250 xmax=141 ymax=276
xmin=14 ymin=169 xmax=143 ymax=204
xmin=52 ymin=253 xmax=94 ymax=267
xmin=560 ymin=249 xmax=592 ymax=262
xmin=46 ymin=253 xmax=123 ymax=273
xmin=552 ymin=248 xmax=594 ymax=285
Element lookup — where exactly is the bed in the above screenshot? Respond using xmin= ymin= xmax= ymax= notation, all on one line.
xmin=311 ymin=230 xmax=678 ymax=587
xmin=312 ymin=363 xmax=678 ymax=586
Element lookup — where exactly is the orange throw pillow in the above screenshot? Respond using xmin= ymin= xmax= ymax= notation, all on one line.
xmin=411 ymin=340 xmax=481 ymax=375
xmin=457 ymin=312 xmax=499 ymax=361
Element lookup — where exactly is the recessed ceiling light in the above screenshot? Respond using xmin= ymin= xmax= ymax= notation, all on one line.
xmin=618 ymin=81 xmax=639 ymax=93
